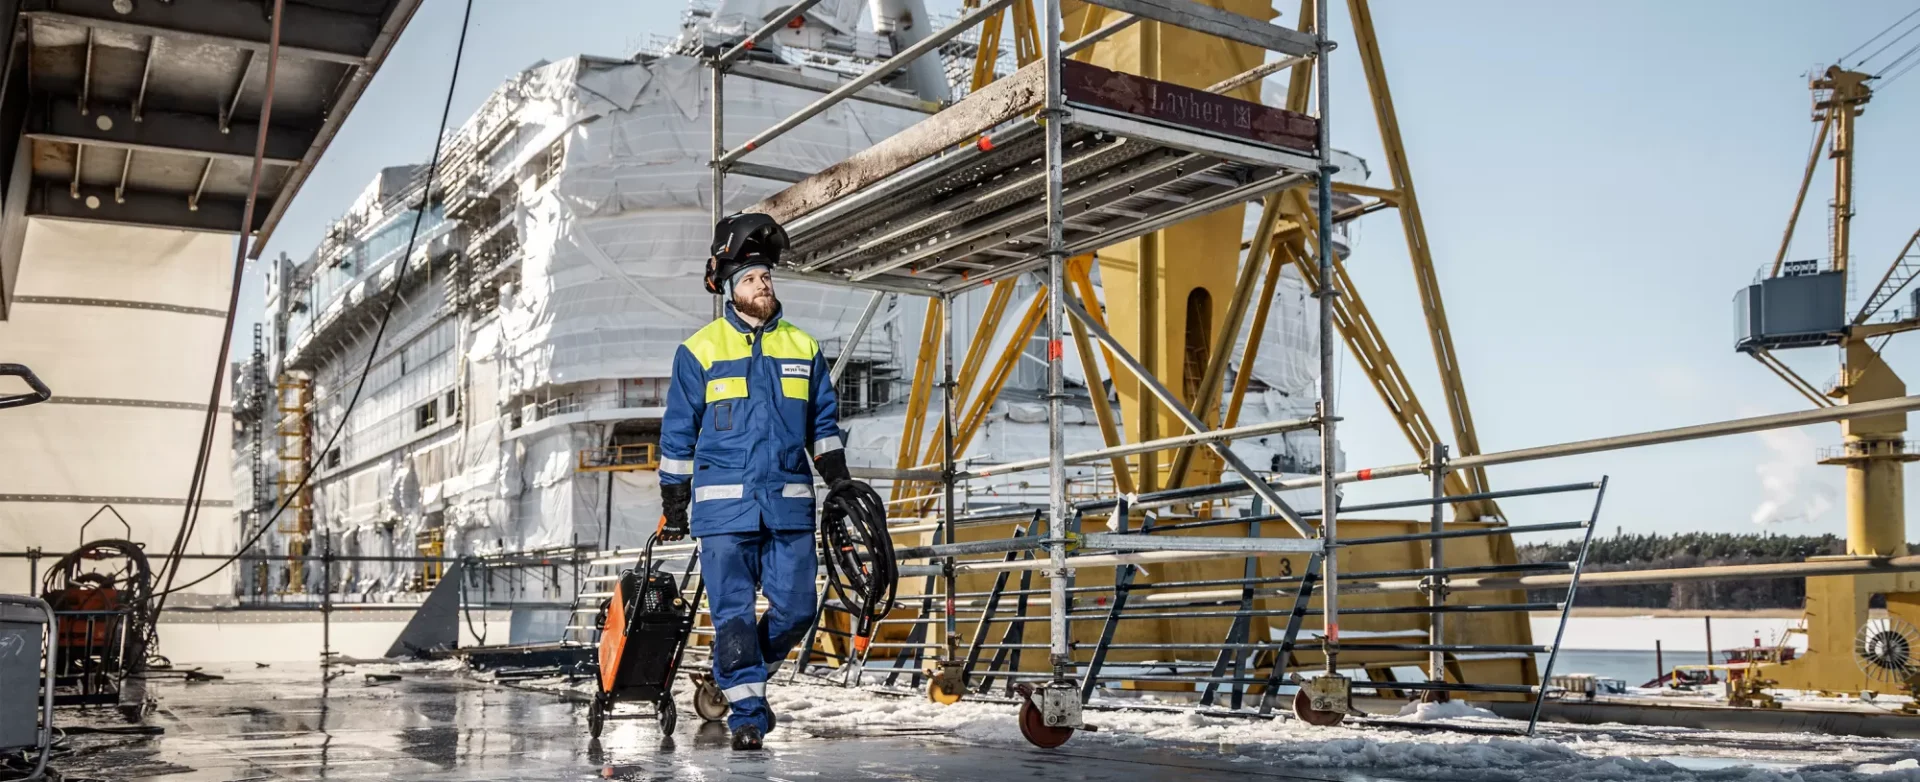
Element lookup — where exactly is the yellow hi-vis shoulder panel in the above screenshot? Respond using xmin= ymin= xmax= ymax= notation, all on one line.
xmin=761 ymin=323 xmax=818 ymax=362
xmin=683 ymin=320 xmax=753 ymax=369
xmin=707 ymin=376 xmax=748 ymax=402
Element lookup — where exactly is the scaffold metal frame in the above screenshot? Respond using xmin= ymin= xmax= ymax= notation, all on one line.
xmin=696 ymin=0 xmax=1362 ymax=735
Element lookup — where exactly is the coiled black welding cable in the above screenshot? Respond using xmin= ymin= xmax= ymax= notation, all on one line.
xmin=817 ymin=480 xmax=896 ymax=656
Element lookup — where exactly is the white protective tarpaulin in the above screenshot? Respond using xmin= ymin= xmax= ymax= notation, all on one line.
xmin=489 ymin=55 xmax=922 ymax=393
xmin=0 ymin=219 xmax=237 ymax=596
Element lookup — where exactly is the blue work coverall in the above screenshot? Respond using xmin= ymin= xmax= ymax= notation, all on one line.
xmin=659 ymin=302 xmax=843 ymax=733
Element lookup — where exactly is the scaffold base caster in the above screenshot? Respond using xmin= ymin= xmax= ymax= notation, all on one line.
xmin=1292 ymin=690 xmax=1346 ymax=726
xmin=1014 ymin=683 xmax=1076 ymax=748
xmin=928 ymin=666 xmax=966 ymax=705
xmin=1292 ymin=674 xmax=1352 ymax=727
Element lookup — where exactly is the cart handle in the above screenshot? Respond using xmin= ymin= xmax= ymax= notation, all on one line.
xmin=0 ymin=363 xmax=52 ymax=410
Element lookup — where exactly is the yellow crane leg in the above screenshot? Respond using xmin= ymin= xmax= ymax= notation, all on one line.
xmin=1067 ymin=256 xmax=1135 ymax=497
xmin=893 ymin=298 xmax=944 ymax=502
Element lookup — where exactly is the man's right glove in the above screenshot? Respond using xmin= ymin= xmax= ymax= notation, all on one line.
xmin=659 ymin=482 xmax=691 ymax=541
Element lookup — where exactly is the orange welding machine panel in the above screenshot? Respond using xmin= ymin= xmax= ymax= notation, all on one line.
xmin=597 ymin=587 xmax=628 ymax=694
xmin=47 ymin=587 xmax=120 ymax=648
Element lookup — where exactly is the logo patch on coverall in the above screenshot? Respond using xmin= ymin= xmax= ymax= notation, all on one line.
xmin=781 ymin=363 xmax=810 ymax=377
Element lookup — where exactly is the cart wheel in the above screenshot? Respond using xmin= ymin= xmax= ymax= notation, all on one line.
xmin=658 ymin=698 xmax=678 ymax=735
xmin=1292 ymin=690 xmax=1346 ymax=727
xmin=588 ymin=695 xmax=606 ymax=739
xmin=1017 ymin=697 xmax=1074 ymax=749
xmin=928 ymin=676 xmax=964 ymax=705
xmin=693 ymin=680 xmax=730 ymax=722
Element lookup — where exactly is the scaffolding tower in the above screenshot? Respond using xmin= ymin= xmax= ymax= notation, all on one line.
xmin=676 ymin=0 xmax=1614 ymax=744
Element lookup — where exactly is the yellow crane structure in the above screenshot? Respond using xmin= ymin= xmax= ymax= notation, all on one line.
xmin=1740 ymin=65 xmax=1920 ymax=694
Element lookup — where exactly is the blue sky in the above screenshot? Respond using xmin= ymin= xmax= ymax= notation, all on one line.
xmin=239 ymin=1 xmax=1920 ymax=539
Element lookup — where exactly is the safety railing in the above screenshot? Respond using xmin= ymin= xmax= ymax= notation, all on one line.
xmin=577 ymin=443 xmax=661 ymax=472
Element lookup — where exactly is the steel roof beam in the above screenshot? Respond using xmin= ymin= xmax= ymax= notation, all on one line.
xmin=28 ymin=96 xmax=307 ymax=165
xmin=29 ymin=180 xmax=261 ymax=233
xmin=22 ymin=0 xmax=380 ymax=65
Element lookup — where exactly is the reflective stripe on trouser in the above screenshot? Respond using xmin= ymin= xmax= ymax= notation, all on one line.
xmin=699 ymin=524 xmax=820 ymax=733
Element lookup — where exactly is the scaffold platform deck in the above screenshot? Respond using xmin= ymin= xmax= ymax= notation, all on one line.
xmin=748 ymin=60 xmax=1320 ymax=297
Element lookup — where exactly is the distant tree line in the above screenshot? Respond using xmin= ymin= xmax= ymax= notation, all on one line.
xmin=1516 ymin=532 xmax=1849 ymax=610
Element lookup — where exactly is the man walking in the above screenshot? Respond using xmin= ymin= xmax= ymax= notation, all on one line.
xmin=657 ymin=212 xmax=851 ymax=750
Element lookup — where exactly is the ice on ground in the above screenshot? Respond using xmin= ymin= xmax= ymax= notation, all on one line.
xmin=491 ymin=669 xmax=1920 ymax=781
xmin=1392 ymin=700 xmax=1500 ymax=721
xmin=757 ymin=682 xmax=1920 ymax=782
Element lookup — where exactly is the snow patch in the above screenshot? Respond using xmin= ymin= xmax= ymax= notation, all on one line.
xmin=1394 ymin=700 xmax=1500 ymax=722
xmin=1857 ymin=759 xmax=1920 ymax=775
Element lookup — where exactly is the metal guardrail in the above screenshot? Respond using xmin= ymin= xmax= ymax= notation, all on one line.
xmin=1816 ymin=439 xmax=1920 ymax=462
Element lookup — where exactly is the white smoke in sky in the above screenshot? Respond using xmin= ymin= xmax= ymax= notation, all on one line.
xmin=1751 ymin=425 xmax=1838 ymax=526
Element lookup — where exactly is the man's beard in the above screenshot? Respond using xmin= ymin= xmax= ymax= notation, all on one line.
xmin=734 ymin=291 xmax=778 ymax=322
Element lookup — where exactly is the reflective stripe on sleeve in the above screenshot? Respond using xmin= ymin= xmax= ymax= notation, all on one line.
xmin=660 ymin=458 xmax=693 ymax=475
xmin=811 ymin=435 xmax=844 ymax=456
xmin=782 ymin=483 xmax=814 ymax=499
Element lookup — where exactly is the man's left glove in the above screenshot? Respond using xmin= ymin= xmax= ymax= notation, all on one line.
xmin=814 ymin=448 xmax=853 ymax=491
xmin=659 ymin=483 xmax=691 ymax=541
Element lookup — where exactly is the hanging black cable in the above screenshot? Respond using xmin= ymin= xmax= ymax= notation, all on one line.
xmin=1858 ymin=21 xmax=1920 ymax=73
xmin=1844 ymin=5 xmax=1920 ymax=67
xmin=816 ymin=480 xmax=897 ymax=655
xmin=153 ymin=0 xmax=477 ymax=600
xmin=150 ymin=0 xmax=290 ymax=619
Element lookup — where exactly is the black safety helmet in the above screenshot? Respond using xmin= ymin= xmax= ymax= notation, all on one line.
xmin=704 ymin=212 xmax=789 ymax=295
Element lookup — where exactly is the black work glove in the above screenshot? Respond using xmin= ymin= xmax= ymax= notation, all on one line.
xmin=814 ymin=448 xmax=853 ymax=490
xmin=659 ymin=483 xmax=691 ymax=541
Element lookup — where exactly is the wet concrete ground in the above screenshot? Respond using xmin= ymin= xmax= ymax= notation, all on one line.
xmin=46 ymin=665 xmax=1389 ymax=782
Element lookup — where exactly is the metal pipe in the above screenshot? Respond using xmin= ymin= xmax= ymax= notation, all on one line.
xmin=1208 ymin=53 xmax=1312 ymax=95
xmin=1367 ymin=549 xmax=1920 ymax=595
xmin=1313 ymin=0 xmax=1338 ymax=677
xmin=320 ymin=531 xmax=332 ymax=667
xmin=959 ymin=413 xmax=1322 ymax=479
xmin=1080 ymin=532 xmax=1320 ymax=553
xmin=941 ymin=292 xmax=960 ymax=664
xmin=943 ymin=560 xmax=1571 ymax=602
xmin=1062 ymin=295 xmax=1315 ymax=538
xmin=134 ymin=36 xmax=157 ymax=122
xmin=1110 ymin=395 xmax=1920 ymax=511
xmin=1426 ymin=443 xmax=1446 ymax=689
xmin=716 ymin=0 xmax=830 ymax=68
xmin=80 ymin=28 xmax=94 ymax=115
xmin=831 ymin=291 xmax=887 ymax=383
xmin=710 ymin=60 xmax=725 ymax=320
xmin=1345 ymin=520 xmax=1589 ymax=548
xmin=1043 ymin=0 xmax=1071 ymax=682
xmin=718 ymin=0 xmax=1016 ymax=167
xmin=1063 ymin=13 xmax=1137 ymax=57
xmin=954 ymin=547 xmax=1311 ymax=574
xmin=114 ymin=148 xmax=132 ymax=204
xmin=1529 ymin=478 xmax=1607 ymax=734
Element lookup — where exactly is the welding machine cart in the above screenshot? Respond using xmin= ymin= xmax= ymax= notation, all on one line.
xmin=587 ymin=533 xmax=715 ymax=738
